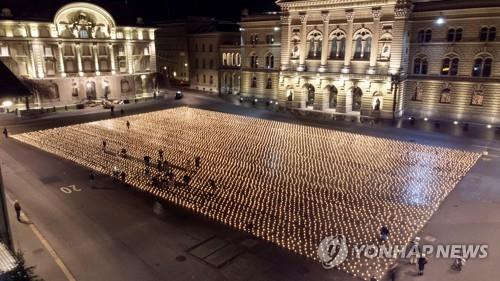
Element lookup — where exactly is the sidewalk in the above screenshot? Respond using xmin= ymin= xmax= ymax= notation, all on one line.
xmin=6 ymin=193 xmax=68 ymax=281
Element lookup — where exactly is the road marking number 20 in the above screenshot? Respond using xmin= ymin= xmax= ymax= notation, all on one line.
xmin=60 ymin=185 xmax=82 ymax=194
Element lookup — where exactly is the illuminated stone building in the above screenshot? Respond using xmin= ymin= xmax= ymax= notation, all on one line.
xmin=267 ymin=0 xmax=500 ymax=124
xmin=0 ymin=2 xmax=156 ymax=108
xmin=240 ymin=12 xmax=282 ymax=101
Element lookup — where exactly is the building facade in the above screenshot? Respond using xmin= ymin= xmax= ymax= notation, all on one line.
xmin=0 ymin=2 xmax=156 ymax=108
xmin=240 ymin=12 xmax=282 ymax=101
xmin=239 ymin=0 xmax=498 ymax=124
xmin=220 ymin=43 xmax=242 ymax=94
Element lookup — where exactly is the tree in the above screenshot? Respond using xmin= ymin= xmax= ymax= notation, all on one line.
xmin=7 ymin=251 xmax=43 ymax=281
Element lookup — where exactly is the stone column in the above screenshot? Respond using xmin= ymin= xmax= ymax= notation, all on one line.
xmin=318 ymin=11 xmax=330 ymax=73
xmin=93 ymin=44 xmax=100 ymax=75
xmin=368 ymin=8 xmax=382 ymax=74
xmin=280 ymin=14 xmax=292 ymax=71
xmin=75 ymin=44 xmax=83 ymax=76
xmin=57 ymin=42 xmax=65 ymax=77
xmin=390 ymin=1 xmax=412 ymax=75
xmin=126 ymin=43 xmax=134 ymax=74
xmin=149 ymin=42 xmax=157 ymax=72
xmin=27 ymin=43 xmax=37 ymax=78
xmin=297 ymin=13 xmax=308 ymax=72
xmin=109 ymin=44 xmax=116 ymax=74
xmin=342 ymin=9 xmax=355 ymax=74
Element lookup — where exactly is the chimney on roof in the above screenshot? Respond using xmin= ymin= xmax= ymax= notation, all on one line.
xmin=241 ymin=9 xmax=249 ymax=17
xmin=1 ymin=8 xmax=13 ymax=17
xmin=136 ymin=17 xmax=144 ymax=25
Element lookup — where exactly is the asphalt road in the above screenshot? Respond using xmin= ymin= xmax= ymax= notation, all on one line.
xmin=1 ymin=90 xmax=500 ymax=281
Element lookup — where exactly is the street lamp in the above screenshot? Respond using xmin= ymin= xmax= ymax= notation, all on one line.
xmin=390 ymin=73 xmax=401 ymax=124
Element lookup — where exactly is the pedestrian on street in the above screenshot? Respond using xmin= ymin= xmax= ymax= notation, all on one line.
xmin=380 ymin=225 xmax=390 ymax=242
xmin=409 ymin=237 xmax=421 ymax=265
xmin=418 ymin=254 xmax=428 ymax=275
xmin=126 ymin=120 xmax=130 ymax=130
xmin=3 ymin=128 xmax=8 ymax=138
xmin=89 ymin=172 xmax=96 ymax=187
xmin=110 ymin=106 xmax=115 ymax=116
xmin=13 ymin=200 xmax=21 ymax=221
xmin=120 ymin=108 xmax=124 ymax=116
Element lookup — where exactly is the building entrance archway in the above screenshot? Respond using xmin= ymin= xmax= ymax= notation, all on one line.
xmin=304 ymin=83 xmax=315 ymax=107
xmin=352 ymin=87 xmax=363 ymax=112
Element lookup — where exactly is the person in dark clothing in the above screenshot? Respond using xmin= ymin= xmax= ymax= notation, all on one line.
xmin=159 ymin=149 xmax=164 ymax=159
xmin=102 ymin=140 xmax=107 ymax=151
xmin=144 ymin=155 xmax=151 ymax=166
xmin=370 ymin=275 xmax=377 ymax=281
xmin=89 ymin=172 xmax=95 ymax=187
xmin=182 ymin=174 xmax=191 ymax=187
xmin=121 ymin=148 xmax=127 ymax=158
xmin=380 ymin=225 xmax=390 ymax=242
xmin=157 ymin=160 xmax=163 ymax=171
xmin=418 ymin=254 xmax=427 ymax=275
xmin=120 ymin=108 xmax=124 ymax=116
xmin=110 ymin=106 xmax=114 ymax=116
xmin=126 ymin=121 xmax=130 ymax=129
xmin=120 ymin=171 xmax=127 ymax=182
xmin=3 ymin=128 xmax=8 ymax=138
xmin=13 ymin=200 xmax=21 ymax=221
xmin=195 ymin=156 xmax=201 ymax=169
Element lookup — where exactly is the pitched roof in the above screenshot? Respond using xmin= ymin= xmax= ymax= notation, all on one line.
xmin=0 ymin=60 xmax=32 ymax=99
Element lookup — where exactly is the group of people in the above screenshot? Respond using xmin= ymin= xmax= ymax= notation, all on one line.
xmin=12 ymin=107 xmax=480 ymax=280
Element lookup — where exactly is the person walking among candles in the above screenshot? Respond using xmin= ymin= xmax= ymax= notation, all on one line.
xmin=159 ymin=149 xmax=164 ymax=159
xmin=120 ymin=108 xmax=124 ymax=116
xmin=3 ymin=127 xmax=8 ymax=138
xmin=418 ymin=254 xmax=428 ymax=275
xmin=120 ymin=171 xmax=127 ymax=182
xmin=380 ymin=225 xmax=390 ymax=242
xmin=126 ymin=120 xmax=130 ymax=130
xmin=102 ymin=140 xmax=107 ymax=152
xmin=13 ymin=200 xmax=22 ymax=221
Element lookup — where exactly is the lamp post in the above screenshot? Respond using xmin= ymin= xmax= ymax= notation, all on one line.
xmin=391 ymin=73 xmax=401 ymax=125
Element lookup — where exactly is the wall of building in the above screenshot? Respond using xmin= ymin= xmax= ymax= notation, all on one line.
xmin=0 ymin=2 xmax=157 ymax=108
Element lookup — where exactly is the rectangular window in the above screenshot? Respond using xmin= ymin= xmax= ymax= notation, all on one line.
xmin=44 ymin=46 xmax=53 ymax=57
xmin=0 ymin=46 xmax=9 ymax=57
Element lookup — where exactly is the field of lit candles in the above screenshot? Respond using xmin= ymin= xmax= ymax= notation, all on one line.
xmin=13 ymin=107 xmax=480 ymax=280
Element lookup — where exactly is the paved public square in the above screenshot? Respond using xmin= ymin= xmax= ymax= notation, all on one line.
xmin=11 ymin=106 xmax=480 ymax=280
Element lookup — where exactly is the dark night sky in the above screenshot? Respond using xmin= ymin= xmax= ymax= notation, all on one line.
xmin=1 ymin=0 xmax=279 ymax=22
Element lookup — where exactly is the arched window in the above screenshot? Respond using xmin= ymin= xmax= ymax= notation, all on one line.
xmin=413 ymin=57 xmax=428 ymax=75
xmin=480 ymin=27 xmax=489 ymax=41
xmin=353 ymin=29 xmax=371 ymax=60
xmin=222 ymin=53 xmax=227 ymax=65
xmin=209 ymin=59 xmax=213 ymax=69
xmin=424 ymin=30 xmax=432 ymax=42
xmin=307 ymin=30 xmax=322 ymax=59
xmin=488 ymin=27 xmax=497 ymax=41
xmin=448 ymin=28 xmax=463 ymax=42
xmin=472 ymin=57 xmax=493 ymax=77
xmin=266 ymin=78 xmax=272 ymax=89
xmin=250 ymin=53 xmax=258 ymax=68
xmin=330 ymin=31 xmax=346 ymax=59
xmin=441 ymin=56 xmax=459 ymax=76
xmin=417 ymin=30 xmax=425 ymax=43
xmin=265 ymin=53 xmax=274 ymax=69
xmin=235 ymin=53 xmax=241 ymax=66
xmin=251 ymin=76 xmax=257 ymax=88
xmin=447 ymin=29 xmax=455 ymax=42
xmin=455 ymin=28 xmax=463 ymax=42
xmin=79 ymin=29 xmax=89 ymax=39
